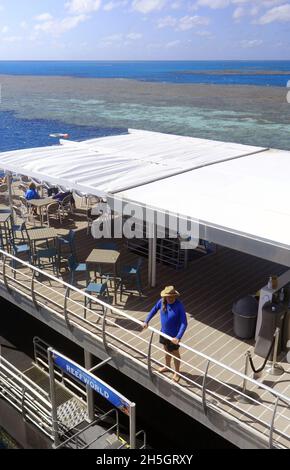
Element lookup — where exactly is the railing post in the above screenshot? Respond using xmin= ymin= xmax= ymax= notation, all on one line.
xmin=202 ymin=360 xmax=211 ymax=415
xmin=116 ymin=409 xmax=120 ymax=440
xmin=2 ymin=254 xmax=11 ymax=294
xmin=235 ymin=351 xmax=256 ymax=404
xmin=269 ymin=397 xmax=280 ymax=449
xmin=31 ymin=268 xmax=39 ymax=310
xmin=64 ymin=286 xmax=72 ymax=329
xmin=102 ymin=306 xmax=110 ymax=353
xmin=267 ymin=328 xmax=285 ymax=376
xmin=129 ymin=403 xmax=136 ymax=450
xmin=147 ymin=331 xmax=155 ymax=380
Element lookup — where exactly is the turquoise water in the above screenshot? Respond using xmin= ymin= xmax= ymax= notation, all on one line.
xmin=0 ymin=61 xmax=289 ymax=152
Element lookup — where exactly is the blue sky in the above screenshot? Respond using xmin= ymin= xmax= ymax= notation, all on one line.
xmin=0 ymin=0 xmax=289 ymax=60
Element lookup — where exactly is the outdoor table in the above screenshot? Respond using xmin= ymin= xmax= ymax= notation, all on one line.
xmin=86 ymin=249 xmax=120 ymax=304
xmin=0 ymin=211 xmax=12 ymax=251
xmin=28 ymin=197 xmax=54 ymax=225
xmin=27 ymin=227 xmax=66 ymax=257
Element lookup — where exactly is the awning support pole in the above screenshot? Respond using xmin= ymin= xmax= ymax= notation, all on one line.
xmin=148 ymin=219 xmax=157 ymax=288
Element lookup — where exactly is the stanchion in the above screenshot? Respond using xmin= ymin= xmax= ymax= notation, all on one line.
xmin=266 ymin=328 xmax=285 ymax=376
xmin=235 ymin=351 xmax=257 ymax=404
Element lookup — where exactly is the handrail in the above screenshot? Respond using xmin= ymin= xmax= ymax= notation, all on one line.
xmin=0 ymin=357 xmax=51 ymax=405
xmin=2 ymin=248 xmax=289 ymax=404
xmin=1 ymin=249 xmax=290 ymax=448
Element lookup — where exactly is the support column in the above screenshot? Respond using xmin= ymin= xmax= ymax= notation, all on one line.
xmin=47 ymin=348 xmax=60 ymax=447
xmin=148 ymin=218 xmax=157 ymax=288
xmin=7 ymin=171 xmax=14 ymax=227
xmin=84 ymin=350 xmax=95 ymax=422
xmin=129 ymin=403 xmax=136 ymax=450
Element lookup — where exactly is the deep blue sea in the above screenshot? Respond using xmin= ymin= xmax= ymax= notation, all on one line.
xmin=0 ymin=61 xmax=290 ymax=153
xmin=1 ymin=60 xmax=290 ymax=86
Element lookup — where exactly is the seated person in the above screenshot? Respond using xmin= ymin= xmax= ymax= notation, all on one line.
xmin=53 ymin=190 xmax=76 ymax=208
xmin=25 ymin=182 xmax=40 ymax=201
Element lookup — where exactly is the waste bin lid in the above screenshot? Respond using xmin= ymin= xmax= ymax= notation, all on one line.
xmin=232 ymin=295 xmax=258 ymax=317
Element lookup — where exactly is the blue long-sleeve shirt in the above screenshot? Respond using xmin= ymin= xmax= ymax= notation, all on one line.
xmin=25 ymin=189 xmax=40 ymax=201
xmin=145 ymin=299 xmax=188 ymax=340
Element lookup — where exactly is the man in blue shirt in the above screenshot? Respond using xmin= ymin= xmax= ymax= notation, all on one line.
xmin=143 ymin=286 xmax=187 ymax=383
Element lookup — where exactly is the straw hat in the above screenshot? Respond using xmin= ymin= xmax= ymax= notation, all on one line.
xmin=160 ymin=286 xmax=180 ymax=298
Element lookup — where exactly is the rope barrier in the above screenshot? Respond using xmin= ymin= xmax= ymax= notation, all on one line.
xmin=248 ymin=333 xmax=276 ymax=374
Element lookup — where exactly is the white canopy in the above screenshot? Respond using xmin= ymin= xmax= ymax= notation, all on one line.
xmin=0 ymin=129 xmax=265 ymax=195
xmin=119 ymin=148 xmax=290 ymax=266
xmin=0 ymin=129 xmax=289 ymax=265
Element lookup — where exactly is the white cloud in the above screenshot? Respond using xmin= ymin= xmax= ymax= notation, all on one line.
xmin=66 ymin=0 xmax=102 ymax=14
xmin=257 ymin=4 xmax=290 ymax=24
xmin=158 ymin=14 xmax=210 ymax=30
xmin=177 ymin=15 xmax=210 ymax=31
xmin=34 ymin=13 xmax=54 ymax=22
xmin=240 ymin=39 xmax=264 ymax=48
xmin=2 ymin=35 xmax=22 ymax=43
xmin=103 ymin=0 xmax=128 ymax=10
xmin=35 ymin=14 xmax=88 ymax=36
xmin=126 ymin=32 xmax=143 ymax=39
xmin=131 ymin=0 xmax=167 ymax=14
xmin=1 ymin=26 xmax=9 ymax=34
xmin=166 ymin=39 xmax=181 ymax=47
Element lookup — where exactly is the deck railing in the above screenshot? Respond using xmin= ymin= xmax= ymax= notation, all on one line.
xmin=0 ymin=249 xmax=289 ymax=449
xmin=0 ymin=355 xmax=54 ymax=439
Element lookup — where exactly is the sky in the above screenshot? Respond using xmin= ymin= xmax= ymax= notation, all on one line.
xmin=0 ymin=0 xmax=289 ymax=60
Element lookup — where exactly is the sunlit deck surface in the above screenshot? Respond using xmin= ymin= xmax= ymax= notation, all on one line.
xmin=1 ymin=188 xmax=290 ymax=448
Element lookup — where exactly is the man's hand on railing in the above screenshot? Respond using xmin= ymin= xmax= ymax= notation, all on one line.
xmin=142 ymin=322 xmax=148 ymax=331
xmin=171 ymin=338 xmax=180 ymax=345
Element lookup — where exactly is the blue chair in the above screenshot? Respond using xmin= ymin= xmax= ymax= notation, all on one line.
xmin=58 ymin=230 xmax=76 ymax=259
xmin=9 ymin=238 xmax=32 ymax=277
xmin=84 ymin=277 xmax=110 ymax=318
xmin=34 ymin=246 xmax=58 ymax=276
xmin=120 ymin=258 xmax=143 ymax=300
xmin=68 ymin=255 xmax=87 ymax=286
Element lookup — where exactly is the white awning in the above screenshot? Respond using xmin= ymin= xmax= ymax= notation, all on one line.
xmin=0 ymin=129 xmax=266 ymax=195
xmin=0 ymin=128 xmax=289 ymax=265
xmin=118 ymin=148 xmax=290 ymax=266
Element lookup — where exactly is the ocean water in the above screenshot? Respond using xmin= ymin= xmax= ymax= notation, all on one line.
xmin=0 ymin=60 xmax=290 ymax=86
xmin=0 ymin=61 xmax=289 ymax=153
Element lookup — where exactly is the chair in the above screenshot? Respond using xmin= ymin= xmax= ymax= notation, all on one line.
xmin=84 ymin=276 xmax=110 ymax=318
xmin=120 ymin=257 xmax=143 ymax=300
xmin=19 ymin=196 xmax=35 ymax=225
xmin=58 ymin=230 xmax=76 ymax=258
xmin=68 ymin=255 xmax=87 ymax=286
xmin=59 ymin=194 xmax=74 ymax=218
xmin=9 ymin=238 xmax=32 ymax=277
xmin=73 ymin=190 xmax=88 ymax=209
xmin=34 ymin=246 xmax=59 ymax=276
xmin=45 ymin=202 xmax=62 ymax=227
xmin=0 ymin=184 xmax=8 ymax=194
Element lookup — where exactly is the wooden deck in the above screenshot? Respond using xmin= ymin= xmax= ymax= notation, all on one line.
xmin=1 ymin=189 xmax=290 ymax=448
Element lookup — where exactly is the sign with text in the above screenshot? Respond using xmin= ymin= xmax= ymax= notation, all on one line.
xmin=52 ymin=351 xmax=132 ymax=415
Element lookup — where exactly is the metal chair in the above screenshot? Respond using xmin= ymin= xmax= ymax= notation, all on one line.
xmin=68 ymin=255 xmax=87 ymax=286
xmin=84 ymin=276 xmax=110 ymax=318
xmin=45 ymin=202 xmax=62 ymax=227
xmin=59 ymin=194 xmax=74 ymax=218
xmin=34 ymin=246 xmax=59 ymax=276
xmin=120 ymin=257 xmax=143 ymax=300
xmin=9 ymin=238 xmax=32 ymax=277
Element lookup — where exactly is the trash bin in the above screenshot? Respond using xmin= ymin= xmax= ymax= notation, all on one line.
xmin=232 ymin=295 xmax=258 ymax=339
xmin=255 ymin=302 xmax=287 ymax=359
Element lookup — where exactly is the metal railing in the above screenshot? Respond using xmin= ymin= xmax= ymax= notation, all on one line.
xmin=0 ymin=249 xmax=290 ymax=449
xmin=0 ymin=355 xmax=53 ymax=439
